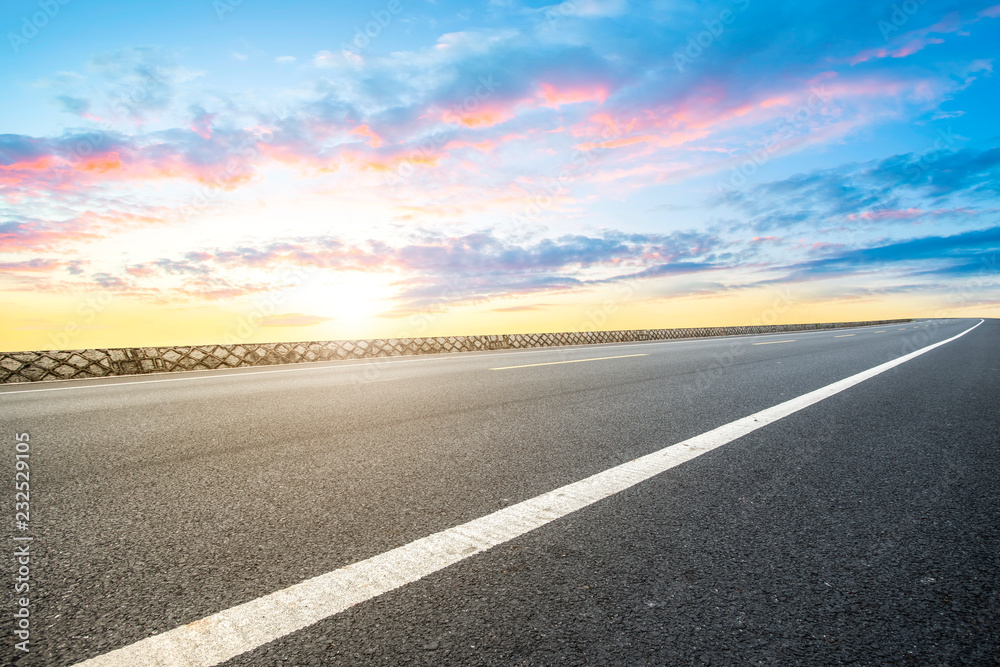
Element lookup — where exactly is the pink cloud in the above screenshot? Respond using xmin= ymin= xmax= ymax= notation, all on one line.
xmin=0 ymin=157 xmax=59 ymax=187
xmin=173 ymin=278 xmax=277 ymax=302
xmin=442 ymin=139 xmax=497 ymax=153
xmin=0 ymin=143 xmax=257 ymax=196
xmin=354 ymin=148 xmax=442 ymax=173
xmin=849 ymin=36 xmax=945 ymax=65
xmin=574 ymin=134 xmax=660 ymax=152
xmin=257 ymin=142 xmax=335 ymax=171
xmin=0 ymin=218 xmax=101 ymax=252
xmin=759 ymin=96 xmax=791 ymax=109
xmin=442 ymin=104 xmax=519 ymax=129
xmin=570 ymin=84 xmax=827 ymax=154
xmin=549 ymin=71 xmax=922 ymax=187
xmin=189 ymin=111 xmax=217 ymax=140
xmin=437 ymin=78 xmax=616 ymax=130
xmin=537 ymin=82 xmax=609 ymax=109
xmin=848 ymin=208 xmax=925 ymax=222
xmin=498 ymin=132 xmax=527 ymax=142
xmin=848 ymin=8 xmax=996 ymax=65
xmin=203 ymin=240 xmax=386 ymax=271
xmin=350 ymin=124 xmax=384 ymax=148
xmin=847 ymin=207 xmax=984 ymax=224
xmin=981 ymin=3 xmax=1000 ymax=18
xmin=125 ymin=265 xmax=158 ymax=277
xmin=0 ymin=258 xmax=73 ymax=272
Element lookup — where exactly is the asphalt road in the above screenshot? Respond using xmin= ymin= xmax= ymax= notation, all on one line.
xmin=1 ymin=318 xmax=997 ymax=666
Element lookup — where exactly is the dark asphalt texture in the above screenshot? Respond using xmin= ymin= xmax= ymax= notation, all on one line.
xmin=1 ymin=318 xmax=997 ymax=665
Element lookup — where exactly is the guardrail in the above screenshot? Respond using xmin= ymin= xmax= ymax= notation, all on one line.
xmin=0 ymin=319 xmax=910 ymax=384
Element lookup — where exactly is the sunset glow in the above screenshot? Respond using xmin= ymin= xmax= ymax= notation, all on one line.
xmin=1 ymin=0 xmax=998 ymax=351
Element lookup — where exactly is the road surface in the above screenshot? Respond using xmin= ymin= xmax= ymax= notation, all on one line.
xmin=2 ymin=318 xmax=997 ymax=665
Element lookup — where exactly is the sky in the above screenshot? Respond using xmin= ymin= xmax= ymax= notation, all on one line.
xmin=1 ymin=0 xmax=999 ymax=351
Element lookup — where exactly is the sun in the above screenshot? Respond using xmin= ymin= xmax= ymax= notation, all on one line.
xmin=281 ymin=270 xmax=399 ymax=326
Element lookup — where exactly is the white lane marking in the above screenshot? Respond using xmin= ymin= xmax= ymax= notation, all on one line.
xmin=0 ymin=320 xmax=935 ymax=396
xmin=834 ymin=334 xmax=855 ymax=338
xmin=73 ymin=318 xmax=985 ymax=667
xmin=0 ymin=354 xmax=457 ymax=395
xmin=752 ymin=340 xmax=796 ymax=346
xmin=490 ymin=353 xmax=648 ymax=370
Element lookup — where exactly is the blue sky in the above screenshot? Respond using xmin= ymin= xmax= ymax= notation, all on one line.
xmin=1 ymin=0 xmax=998 ymax=350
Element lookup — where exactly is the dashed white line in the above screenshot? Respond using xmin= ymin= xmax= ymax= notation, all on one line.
xmin=72 ymin=319 xmax=984 ymax=667
xmin=0 ymin=320 xmax=942 ymax=396
xmin=490 ymin=353 xmax=648 ymax=370
xmin=0 ymin=355 xmax=454 ymax=395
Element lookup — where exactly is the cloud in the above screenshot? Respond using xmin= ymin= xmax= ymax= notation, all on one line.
xmin=534 ymin=0 xmax=629 ymax=21
xmin=383 ymin=230 xmax=722 ymax=312
xmin=157 ymin=230 xmax=719 ymax=278
xmin=349 ymin=124 xmax=383 ymax=148
xmin=0 ymin=217 xmax=100 ymax=252
xmin=4 ymin=0 xmax=1000 ymax=330
xmin=491 ymin=303 xmax=555 ymax=312
xmin=0 ymin=127 xmax=263 ymax=196
xmin=62 ymin=229 xmax=724 ymax=312
xmin=91 ymin=272 xmax=132 ymax=291
xmin=188 ymin=105 xmax=217 ymax=140
xmin=0 ymin=258 xmax=70 ymax=272
xmin=716 ymin=146 xmax=1000 ymax=231
xmin=207 ymin=238 xmax=385 ymax=270
xmin=1 ymin=8 xmax=974 ymax=209
xmin=84 ymin=47 xmax=202 ymax=122
xmin=55 ymin=95 xmax=92 ymax=117
xmin=313 ymin=50 xmax=338 ymax=68
xmin=849 ymin=6 xmax=1000 ymax=65
xmin=398 ymin=230 xmax=714 ymax=272
xmin=771 ymin=226 xmax=1000 ymax=282
xmin=126 ymin=257 xmax=212 ymax=277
